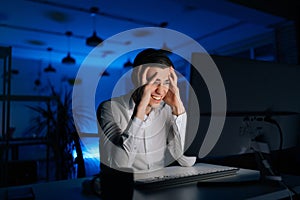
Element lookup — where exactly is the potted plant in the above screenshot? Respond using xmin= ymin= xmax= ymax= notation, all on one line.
xmin=26 ymin=85 xmax=85 ymax=180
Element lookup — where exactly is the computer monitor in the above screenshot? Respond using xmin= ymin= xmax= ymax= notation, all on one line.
xmin=184 ymin=53 xmax=300 ymax=159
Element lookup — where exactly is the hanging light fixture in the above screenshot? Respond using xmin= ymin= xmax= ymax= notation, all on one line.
xmin=123 ymin=58 xmax=133 ymax=68
xmin=86 ymin=7 xmax=103 ymax=47
xmin=62 ymin=31 xmax=76 ymax=64
xmin=161 ymin=42 xmax=172 ymax=52
xmin=34 ymin=60 xmax=42 ymax=89
xmin=44 ymin=47 xmax=56 ymax=73
xmin=102 ymin=70 xmax=109 ymax=76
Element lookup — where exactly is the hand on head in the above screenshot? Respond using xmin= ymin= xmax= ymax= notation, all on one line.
xmin=132 ymin=67 xmax=160 ymax=119
xmin=138 ymin=67 xmax=159 ymax=109
xmin=133 ymin=66 xmax=185 ymax=118
xmin=163 ymin=67 xmax=180 ymax=107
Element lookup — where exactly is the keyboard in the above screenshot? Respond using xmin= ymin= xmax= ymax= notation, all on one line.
xmin=134 ymin=163 xmax=239 ymax=189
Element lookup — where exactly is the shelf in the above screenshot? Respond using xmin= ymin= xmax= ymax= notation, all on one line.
xmin=0 ymin=138 xmax=48 ymax=146
xmin=0 ymin=47 xmax=54 ymax=185
xmin=0 ymin=95 xmax=58 ymax=102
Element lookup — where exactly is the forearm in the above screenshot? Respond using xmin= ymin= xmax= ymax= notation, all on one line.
xmin=170 ymin=112 xmax=187 ymax=151
xmin=171 ymin=99 xmax=185 ymax=116
xmin=168 ymin=113 xmax=196 ymax=167
xmin=134 ymin=104 xmax=148 ymax=120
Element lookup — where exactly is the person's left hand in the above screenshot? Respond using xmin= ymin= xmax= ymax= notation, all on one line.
xmin=163 ymin=67 xmax=185 ymax=115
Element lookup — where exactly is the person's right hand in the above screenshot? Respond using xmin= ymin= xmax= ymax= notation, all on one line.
xmin=133 ymin=68 xmax=159 ymax=119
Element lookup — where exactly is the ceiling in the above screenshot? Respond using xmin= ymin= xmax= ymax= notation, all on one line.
xmin=0 ymin=0 xmax=293 ymax=69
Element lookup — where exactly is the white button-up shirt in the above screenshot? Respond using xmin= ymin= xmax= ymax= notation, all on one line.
xmin=97 ymin=92 xmax=195 ymax=172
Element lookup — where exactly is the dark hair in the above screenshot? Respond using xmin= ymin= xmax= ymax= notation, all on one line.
xmin=133 ymin=48 xmax=173 ymax=67
xmin=131 ymin=48 xmax=173 ymax=86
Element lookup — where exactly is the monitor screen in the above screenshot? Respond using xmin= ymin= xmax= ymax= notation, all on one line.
xmin=185 ymin=53 xmax=300 ymax=159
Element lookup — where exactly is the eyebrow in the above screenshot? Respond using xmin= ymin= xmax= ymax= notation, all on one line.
xmin=154 ymin=78 xmax=169 ymax=81
xmin=151 ymin=77 xmax=170 ymax=84
xmin=155 ymin=79 xmax=170 ymax=85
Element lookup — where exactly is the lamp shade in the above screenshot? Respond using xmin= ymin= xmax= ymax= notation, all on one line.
xmin=123 ymin=59 xmax=133 ymax=68
xmin=45 ymin=47 xmax=56 ymax=72
xmin=162 ymin=42 xmax=172 ymax=52
xmin=86 ymin=31 xmax=103 ymax=46
xmin=102 ymin=70 xmax=109 ymax=76
xmin=62 ymin=52 xmax=76 ymax=64
xmin=44 ymin=63 xmax=56 ymax=73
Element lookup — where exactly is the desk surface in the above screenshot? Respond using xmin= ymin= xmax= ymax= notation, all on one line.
xmin=1 ymin=168 xmax=300 ymax=200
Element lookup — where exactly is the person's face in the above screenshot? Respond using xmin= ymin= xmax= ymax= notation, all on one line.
xmin=146 ymin=67 xmax=170 ymax=107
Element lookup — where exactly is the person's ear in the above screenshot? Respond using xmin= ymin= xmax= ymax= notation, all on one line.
xmin=131 ymin=65 xmax=143 ymax=87
xmin=141 ymin=67 xmax=150 ymax=85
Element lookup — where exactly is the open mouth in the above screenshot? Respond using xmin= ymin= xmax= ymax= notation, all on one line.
xmin=151 ymin=95 xmax=162 ymax=101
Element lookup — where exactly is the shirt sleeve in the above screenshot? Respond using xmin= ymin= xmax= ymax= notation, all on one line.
xmin=97 ymin=100 xmax=144 ymax=169
xmin=122 ymin=117 xmax=144 ymax=153
xmin=167 ymin=111 xmax=187 ymax=161
xmin=172 ymin=113 xmax=187 ymax=151
xmin=167 ymin=112 xmax=196 ymax=167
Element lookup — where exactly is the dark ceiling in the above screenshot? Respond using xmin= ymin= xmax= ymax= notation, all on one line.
xmin=230 ymin=0 xmax=300 ymax=20
xmin=0 ymin=0 xmax=295 ymax=68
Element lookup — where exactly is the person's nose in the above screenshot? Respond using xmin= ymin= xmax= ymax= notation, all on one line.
xmin=155 ymin=84 xmax=165 ymax=95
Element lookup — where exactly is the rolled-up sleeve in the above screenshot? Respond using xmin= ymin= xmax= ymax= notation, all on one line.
xmin=167 ymin=112 xmax=187 ymax=160
xmin=172 ymin=112 xmax=187 ymax=151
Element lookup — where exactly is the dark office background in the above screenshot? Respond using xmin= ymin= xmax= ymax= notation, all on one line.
xmin=0 ymin=0 xmax=300 ymax=188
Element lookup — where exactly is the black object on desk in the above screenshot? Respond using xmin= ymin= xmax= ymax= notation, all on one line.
xmin=6 ymin=187 xmax=35 ymax=200
xmin=100 ymin=163 xmax=134 ymax=200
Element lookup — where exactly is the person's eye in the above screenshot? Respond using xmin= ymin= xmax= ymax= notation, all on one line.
xmin=164 ymin=80 xmax=170 ymax=85
xmin=154 ymin=80 xmax=160 ymax=85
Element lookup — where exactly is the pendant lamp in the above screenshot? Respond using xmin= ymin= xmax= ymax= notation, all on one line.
xmin=123 ymin=58 xmax=133 ymax=68
xmin=62 ymin=31 xmax=76 ymax=64
xmin=161 ymin=42 xmax=172 ymax=53
xmin=44 ymin=47 xmax=56 ymax=73
xmin=86 ymin=7 xmax=103 ymax=47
